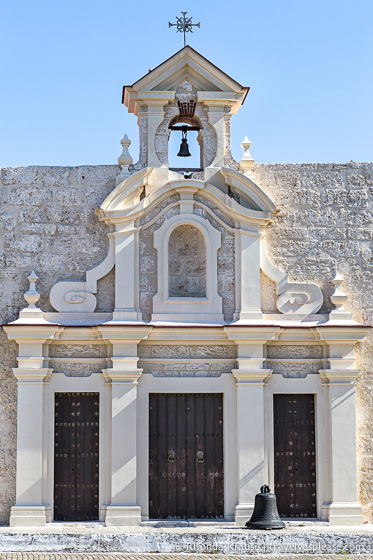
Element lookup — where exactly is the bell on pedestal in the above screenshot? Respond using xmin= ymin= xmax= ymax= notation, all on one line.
xmin=245 ymin=485 xmax=285 ymax=530
xmin=177 ymin=128 xmax=191 ymax=157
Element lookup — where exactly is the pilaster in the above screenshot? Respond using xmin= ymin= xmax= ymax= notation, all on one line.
xmin=113 ymin=223 xmax=142 ymax=321
xmin=234 ymin=229 xmax=263 ymax=320
xmin=225 ymin=326 xmax=279 ymax=526
xmin=317 ymin=325 xmax=370 ymax=526
xmin=146 ymin=104 xmax=166 ymax=167
xmin=98 ymin=326 xmax=151 ymax=526
xmin=3 ymin=325 xmax=59 ymax=527
xmin=205 ymin=105 xmax=226 ymax=168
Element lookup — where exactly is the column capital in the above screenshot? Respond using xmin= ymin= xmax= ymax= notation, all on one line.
xmin=102 ymin=368 xmax=142 ymax=384
xmin=232 ymin=369 xmax=272 ymax=384
xmin=12 ymin=368 xmax=53 ymax=383
xmin=319 ymin=369 xmax=361 ymax=385
xmin=3 ymin=324 xmax=61 ymax=343
xmin=315 ymin=325 xmax=371 ymax=343
xmin=97 ymin=326 xmax=152 ymax=342
xmin=224 ymin=326 xmax=280 ymax=342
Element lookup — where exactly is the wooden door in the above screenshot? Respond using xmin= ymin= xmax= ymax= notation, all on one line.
xmin=274 ymin=394 xmax=316 ymax=517
xmin=54 ymin=392 xmax=99 ymax=521
xmin=149 ymin=393 xmax=224 ymax=519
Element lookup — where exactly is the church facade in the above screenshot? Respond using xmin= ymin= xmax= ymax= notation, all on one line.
xmin=1 ymin=47 xmax=372 ymax=527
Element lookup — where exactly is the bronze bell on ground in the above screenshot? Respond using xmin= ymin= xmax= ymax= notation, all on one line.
xmin=246 ymin=485 xmax=285 ymax=530
xmin=177 ymin=127 xmax=191 ymax=157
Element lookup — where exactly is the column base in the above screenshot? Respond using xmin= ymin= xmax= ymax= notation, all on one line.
xmin=233 ymin=311 xmax=264 ymax=322
xmin=105 ymin=505 xmax=142 ymax=526
xmin=9 ymin=505 xmax=47 ymax=527
xmin=234 ymin=503 xmax=254 ymax=527
xmin=327 ymin=502 xmax=363 ymax=526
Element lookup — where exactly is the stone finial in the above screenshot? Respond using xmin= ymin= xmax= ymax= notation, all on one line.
xmin=329 ymin=271 xmax=353 ymax=320
xmin=19 ymin=271 xmax=45 ymax=320
xmin=117 ymin=134 xmax=133 ymax=185
xmin=24 ymin=271 xmax=40 ymax=308
xmin=239 ymin=136 xmax=255 ymax=175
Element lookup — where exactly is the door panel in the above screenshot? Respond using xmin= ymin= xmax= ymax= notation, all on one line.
xmin=274 ymin=394 xmax=316 ymax=517
xmin=54 ymin=392 xmax=99 ymax=521
xmin=149 ymin=393 xmax=224 ymax=519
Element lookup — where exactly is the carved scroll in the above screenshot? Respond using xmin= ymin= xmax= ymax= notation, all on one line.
xmin=260 ymin=238 xmax=323 ymax=315
xmin=50 ymin=237 xmax=115 ymax=313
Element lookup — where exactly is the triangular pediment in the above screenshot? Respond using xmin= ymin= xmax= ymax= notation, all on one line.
xmin=123 ymin=46 xmax=249 ymax=113
xmin=150 ymin=64 xmax=222 ymax=93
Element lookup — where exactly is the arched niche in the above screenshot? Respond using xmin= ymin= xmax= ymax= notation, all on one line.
xmin=152 ymin=213 xmax=223 ymax=323
xmin=168 ymin=224 xmax=207 ymax=298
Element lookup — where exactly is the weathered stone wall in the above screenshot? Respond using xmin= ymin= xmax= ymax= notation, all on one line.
xmin=0 ymin=165 xmax=118 ymax=523
xmin=194 ymin=196 xmax=236 ymax=322
xmin=255 ymin=162 xmax=373 ymax=520
xmin=168 ymin=225 xmax=206 ymax=297
xmin=138 ymin=344 xmax=237 ymax=377
xmin=48 ymin=343 xmax=109 ymax=377
xmin=139 ymin=195 xmax=179 ymax=321
xmin=0 ymin=162 xmax=372 ymax=522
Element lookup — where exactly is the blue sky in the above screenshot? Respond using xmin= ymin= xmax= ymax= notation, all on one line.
xmin=0 ymin=0 xmax=372 ymax=166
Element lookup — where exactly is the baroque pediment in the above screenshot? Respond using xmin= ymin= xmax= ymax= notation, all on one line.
xmin=98 ymin=167 xmax=276 ymax=225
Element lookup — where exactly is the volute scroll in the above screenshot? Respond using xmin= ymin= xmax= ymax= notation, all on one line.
xmin=260 ymin=238 xmax=323 ymax=315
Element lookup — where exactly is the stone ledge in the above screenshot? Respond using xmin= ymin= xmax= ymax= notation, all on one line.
xmin=0 ymin=527 xmax=372 ymax=554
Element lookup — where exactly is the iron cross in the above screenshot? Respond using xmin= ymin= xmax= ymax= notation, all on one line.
xmin=168 ymin=12 xmax=201 ymax=47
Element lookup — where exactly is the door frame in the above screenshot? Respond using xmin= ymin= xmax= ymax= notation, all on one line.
xmin=46 ymin=373 xmax=109 ymax=522
xmin=137 ymin=375 xmax=237 ymax=521
xmin=265 ymin=374 xmax=326 ymax=520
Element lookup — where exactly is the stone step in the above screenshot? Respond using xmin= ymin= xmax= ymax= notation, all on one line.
xmin=0 ymin=556 xmax=372 ymax=560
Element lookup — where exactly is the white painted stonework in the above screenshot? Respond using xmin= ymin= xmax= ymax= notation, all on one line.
xmin=2 ymin=46 xmax=370 ymax=528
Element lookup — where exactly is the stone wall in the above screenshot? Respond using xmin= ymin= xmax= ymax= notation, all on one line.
xmin=168 ymin=225 xmax=206 ymax=297
xmin=255 ymin=162 xmax=373 ymax=520
xmin=0 ymin=165 xmax=118 ymax=523
xmin=138 ymin=344 xmax=237 ymax=377
xmin=0 ymin=162 xmax=372 ymax=522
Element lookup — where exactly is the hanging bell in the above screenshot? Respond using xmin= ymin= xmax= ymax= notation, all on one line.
xmin=245 ymin=485 xmax=285 ymax=530
xmin=177 ymin=128 xmax=191 ymax=157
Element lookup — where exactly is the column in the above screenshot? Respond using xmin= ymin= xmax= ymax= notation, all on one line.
xmin=99 ymin=326 xmax=151 ymax=526
xmin=225 ymin=327 xmax=279 ymax=526
xmin=3 ymin=325 xmax=58 ymax=527
xmin=319 ymin=333 xmax=367 ymax=525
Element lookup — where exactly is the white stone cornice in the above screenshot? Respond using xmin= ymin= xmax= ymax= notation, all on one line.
xmin=232 ymin=369 xmax=272 ymax=384
xmin=12 ymin=368 xmax=53 ymax=383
